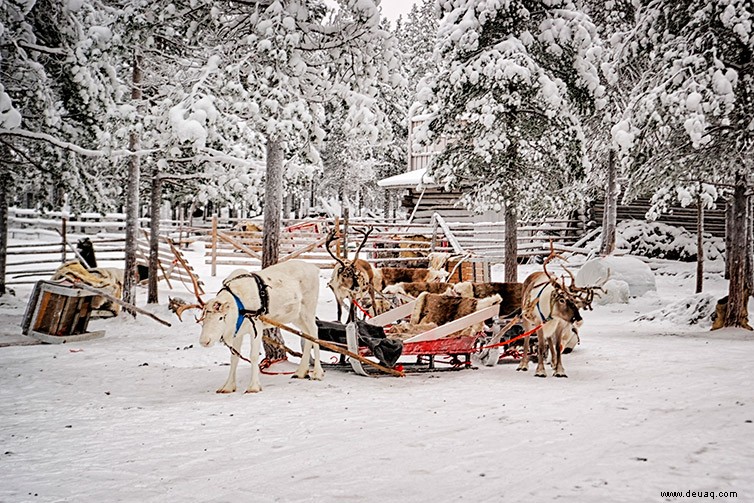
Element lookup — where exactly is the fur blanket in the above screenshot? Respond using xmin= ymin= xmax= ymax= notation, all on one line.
xmin=51 ymin=261 xmax=124 ymax=314
xmin=388 ymin=292 xmax=501 ymax=340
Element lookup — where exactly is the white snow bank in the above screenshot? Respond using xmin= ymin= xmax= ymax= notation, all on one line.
xmin=576 ymin=256 xmax=656 ymax=298
xmin=593 ymin=278 xmax=630 ymax=305
xmin=634 ymin=293 xmax=716 ymax=327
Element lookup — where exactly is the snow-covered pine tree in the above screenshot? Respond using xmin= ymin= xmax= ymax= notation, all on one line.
xmin=198 ymin=0 xmax=400 ymax=268
xmin=415 ymin=0 xmax=604 ymax=281
xmin=612 ymin=0 xmax=754 ymax=328
xmin=579 ymin=0 xmax=640 ymax=256
xmin=0 ymin=0 xmax=128 ymax=296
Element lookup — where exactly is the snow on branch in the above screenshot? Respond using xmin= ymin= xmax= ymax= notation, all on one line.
xmin=0 ymin=129 xmax=155 ymax=157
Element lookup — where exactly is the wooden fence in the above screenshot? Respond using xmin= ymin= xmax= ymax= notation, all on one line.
xmin=6 ymin=208 xmax=588 ymax=284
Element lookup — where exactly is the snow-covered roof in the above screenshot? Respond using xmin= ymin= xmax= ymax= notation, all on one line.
xmin=377 ymin=168 xmax=436 ymax=189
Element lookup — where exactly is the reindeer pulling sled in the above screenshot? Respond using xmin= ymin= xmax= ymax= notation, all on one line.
xmin=317 ymin=242 xmax=605 ymax=378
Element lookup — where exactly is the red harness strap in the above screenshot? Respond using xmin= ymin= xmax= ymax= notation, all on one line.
xmin=479 ymin=322 xmax=545 ymax=351
xmin=351 ymin=299 xmax=372 ymax=319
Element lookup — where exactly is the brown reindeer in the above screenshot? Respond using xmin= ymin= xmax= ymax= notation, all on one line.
xmin=327 ymin=227 xmax=377 ymax=322
xmin=517 ymin=247 xmax=601 ymax=378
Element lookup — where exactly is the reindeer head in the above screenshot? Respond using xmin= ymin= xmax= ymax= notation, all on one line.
xmin=541 ymin=242 xmax=604 ymax=315
xmin=326 ymin=227 xmax=373 ymax=292
xmin=198 ymin=296 xmax=234 ymax=347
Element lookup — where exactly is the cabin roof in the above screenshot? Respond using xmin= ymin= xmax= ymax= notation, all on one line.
xmin=377 ymin=168 xmax=437 ymax=189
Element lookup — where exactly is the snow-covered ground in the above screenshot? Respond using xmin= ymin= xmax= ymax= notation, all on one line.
xmin=1 ymin=241 xmax=753 ymax=503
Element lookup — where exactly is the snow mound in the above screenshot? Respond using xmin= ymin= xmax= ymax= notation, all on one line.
xmin=576 ymin=256 xmax=656 ymax=297
xmin=634 ymin=293 xmax=716 ymax=327
xmin=615 ymin=220 xmax=725 ymax=262
xmin=594 ymin=279 xmax=630 ymax=305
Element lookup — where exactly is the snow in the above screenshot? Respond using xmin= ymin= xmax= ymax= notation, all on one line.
xmin=376 ymin=167 xmax=435 ymax=188
xmin=576 ymin=256 xmax=657 ymax=297
xmin=2 ymin=237 xmax=754 ymax=502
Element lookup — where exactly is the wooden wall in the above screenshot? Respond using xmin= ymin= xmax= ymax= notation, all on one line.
xmin=589 ymin=197 xmax=727 ymax=237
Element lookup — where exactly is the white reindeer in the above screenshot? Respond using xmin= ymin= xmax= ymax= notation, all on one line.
xmin=198 ymin=260 xmax=322 ymax=393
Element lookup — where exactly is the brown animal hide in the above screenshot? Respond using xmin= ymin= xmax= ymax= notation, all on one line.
xmin=397 ymin=234 xmax=431 ymax=258
xmin=383 ymin=281 xmax=454 ymax=298
xmin=376 ymin=267 xmax=444 ymax=290
xmin=453 ymin=282 xmax=523 ymax=317
xmin=232 ymin=221 xmax=263 ymax=233
xmin=409 ymin=292 xmax=501 ymax=337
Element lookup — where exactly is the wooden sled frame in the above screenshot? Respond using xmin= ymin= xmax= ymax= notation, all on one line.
xmin=342 ymin=298 xmax=500 ymax=376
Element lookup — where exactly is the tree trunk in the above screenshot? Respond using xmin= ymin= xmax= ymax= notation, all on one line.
xmin=147 ymin=164 xmax=161 ymax=304
xmin=262 ymin=137 xmax=283 ymax=268
xmin=696 ymin=188 xmax=704 ymax=294
xmin=600 ymin=148 xmax=617 ymax=256
xmin=262 ymin=136 xmax=286 ymax=361
xmin=0 ymin=167 xmax=8 ymax=296
xmin=504 ymin=203 xmax=517 ymax=283
xmin=122 ymin=52 xmax=143 ymax=315
xmin=722 ymin=173 xmax=751 ymax=329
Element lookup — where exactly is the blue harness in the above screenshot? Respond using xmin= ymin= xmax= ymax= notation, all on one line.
xmin=221 ymin=273 xmax=270 ymax=335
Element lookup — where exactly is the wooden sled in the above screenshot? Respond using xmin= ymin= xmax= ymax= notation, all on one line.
xmin=339 ymin=293 xmax=501 ymax=376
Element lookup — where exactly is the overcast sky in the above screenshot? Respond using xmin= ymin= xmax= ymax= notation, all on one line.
xmin=379 ymin=0 xmax=420 ymax=24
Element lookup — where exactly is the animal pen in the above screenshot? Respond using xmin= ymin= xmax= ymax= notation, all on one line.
xmin=202 ymin=212 xmax=587 ymax=281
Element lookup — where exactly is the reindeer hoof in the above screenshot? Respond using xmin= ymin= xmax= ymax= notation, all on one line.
xmin=216 ymin=388 xmax=235 ymax=394
xmin=245 ymin=386 xmax=262 ymax=393
xmin=291 ymin=373 xmax=310 ymax=380
xmin=535 ymin=372 xmax=547 ymax=378
xmin=516 ymin=366 xmax=527 ymax=372
xmin=554 ymin=373 xmax=568 ymax=378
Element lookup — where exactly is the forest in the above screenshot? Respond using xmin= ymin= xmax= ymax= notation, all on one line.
xmin=1 ymin=0 xmax=752 ymax=327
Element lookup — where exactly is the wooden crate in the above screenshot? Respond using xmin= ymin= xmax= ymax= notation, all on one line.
xmin=447 ymin=259 xmax=490 ymax=283
xmin=21 ymin=281 xmax=105 ymax=343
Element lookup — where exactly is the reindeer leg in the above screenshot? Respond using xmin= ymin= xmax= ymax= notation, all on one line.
xmin=245 ymin=321 xmax=264 ymax=393
xmin=516 ymin=321 xmax=531 ymax=372
xmin=552 ymin=331 xmax=567 ymax=378
xmin=335 ymin=298 xmax=343 ymax=323
xmin=549 ymin=338 xmax=557 ymax=368
xmin=301 ymin=316 xmax=324 ymax=380
xmin=535 ymin=328 xmax=547 ymax=377
xmin=218 ymin=332 xmax=243 ymax=393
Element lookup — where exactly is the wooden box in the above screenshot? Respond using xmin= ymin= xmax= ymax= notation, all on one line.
xmin=447 ymin=259 xmax=490 ymax=283
xmin=21 ymin=281 xmax=105 ymax=344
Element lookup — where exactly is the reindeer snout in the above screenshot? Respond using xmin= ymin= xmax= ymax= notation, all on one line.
xmin=200 ymin=338 xmax=214 ymax=348
xmin=572 ymin=311 xmax=583 ymax=324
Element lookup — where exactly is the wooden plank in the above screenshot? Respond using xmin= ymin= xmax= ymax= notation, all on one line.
xmin=403 ymin=303 xmax=499 ymax=343
xmin=366 ymin=300 xmax=418 ymax=326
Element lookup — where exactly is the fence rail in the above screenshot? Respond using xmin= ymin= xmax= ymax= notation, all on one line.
xmin=5 ymin=208 xmax=589 ymax=282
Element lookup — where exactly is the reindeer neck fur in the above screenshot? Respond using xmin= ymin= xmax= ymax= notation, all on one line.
xmin=522 ymin=272 xmax=562 ymax=324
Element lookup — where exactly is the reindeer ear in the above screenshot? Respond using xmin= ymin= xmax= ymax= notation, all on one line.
xmin=209 ymin=300 xmax=229 ymax=313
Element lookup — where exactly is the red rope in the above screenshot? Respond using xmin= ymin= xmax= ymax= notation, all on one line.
xmin=351 ymin=299 xmax=371 ymax=319
xmin=479 ymin=322 xmax=545 ymax=351
xmin=259 ymin=357 xmax=294 ymax=375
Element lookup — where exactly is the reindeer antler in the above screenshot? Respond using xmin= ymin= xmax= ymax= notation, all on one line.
xmin=352 ymin=226 xmax=373 ymax=258
xmin=325 ymin=229 xmax=347 ymax=268
xmin=168 ymin=297 xmax=204 ymax=321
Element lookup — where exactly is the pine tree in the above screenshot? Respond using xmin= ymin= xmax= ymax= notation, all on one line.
xmin=613 ymin=0 xmax=754 ymax=328
xmin=416 ymin=0 xmax=604 ymax=280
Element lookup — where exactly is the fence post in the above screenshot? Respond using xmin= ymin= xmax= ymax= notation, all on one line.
xmin=211 ymin=215 xmax=218 ymax=277
xmin=61 ymin=217 xmax=67 ymax=263
xmin=430 ymin=213 xmax=438 ymax=252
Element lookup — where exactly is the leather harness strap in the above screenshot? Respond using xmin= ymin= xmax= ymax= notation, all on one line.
xmin=220 ymin=273 xmax=270 ymax=335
